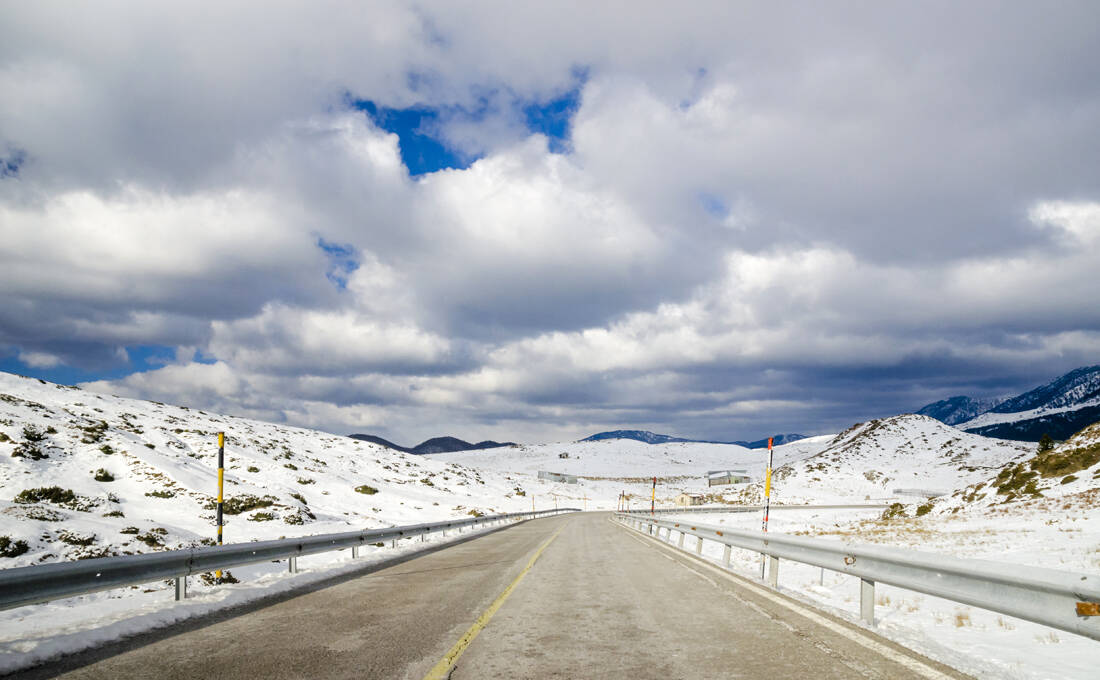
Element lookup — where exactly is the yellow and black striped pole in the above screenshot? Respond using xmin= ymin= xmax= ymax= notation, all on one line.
xmin=216 ymin=432 xmax=224 ymax=583
xmin=760 ymin=436 xmax=774 ymax=580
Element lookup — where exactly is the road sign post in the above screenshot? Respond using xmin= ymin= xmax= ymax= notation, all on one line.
xmin=215 ymin=432 xmax=225 ymax=583
xmin=760 ymin=437 xmax=774 ymax=581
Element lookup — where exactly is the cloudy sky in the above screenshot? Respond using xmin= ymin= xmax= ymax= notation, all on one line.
xmin=2 ymin=2 xmax=1099 ymax=444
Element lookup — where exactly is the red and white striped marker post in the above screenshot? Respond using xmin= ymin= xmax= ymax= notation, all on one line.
xmin=759 ymin=436 xmax=774 ymax=580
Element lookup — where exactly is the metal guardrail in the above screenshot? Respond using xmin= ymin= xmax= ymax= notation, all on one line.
xmin=0 ymin=508 xmax=579 ymax=611
xmin=614 ymin=512 xmax=1100 ymax=641
xmin=620 ymin=503 xmax=888 ymax=515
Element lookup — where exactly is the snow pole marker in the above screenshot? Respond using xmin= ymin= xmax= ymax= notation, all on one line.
xmin=760 ymin=436 xmax=774 ymax=581
xmin=216 ymin=431 xmax=225 ymax=583
xmin=651 ymin=476 xmax=656 ymax=515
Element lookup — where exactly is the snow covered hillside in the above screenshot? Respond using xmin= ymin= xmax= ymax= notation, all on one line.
xmin=727 ymin=415 xmax=1034 ymax=505
xmin=932 ymin=419 xmax=1100 ymax=515
xmin=425 ymin=435 xmax=833 ymax=490
xmin=0 ymin=372 xmax=579 ymax=570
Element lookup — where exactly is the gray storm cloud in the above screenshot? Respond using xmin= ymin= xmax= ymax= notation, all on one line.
xmin=2 ymin=2 xmax=1099 ymax=442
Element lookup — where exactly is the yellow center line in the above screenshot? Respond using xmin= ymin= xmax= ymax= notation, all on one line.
xmin=422 ymin=521 xmax=569 ymax=680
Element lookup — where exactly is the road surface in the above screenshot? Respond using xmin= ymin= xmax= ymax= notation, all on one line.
xmin=16 ymin=512 xmax=968 ymax=679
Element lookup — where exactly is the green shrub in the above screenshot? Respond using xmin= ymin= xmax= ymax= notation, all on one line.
xmin=11 ymin=441 xmax=48 ymax=460
xmin=420 ymin=478 xmax=435 ymax=487
xmin=1030 ymin=442 xmax=1100 ymax=478
xmin=99 ymin=444 xmax=114 ymax=455
xmin=135 ymin=532 xmax=164 ymax=547
xmin=0 ymin=432 xmax=9 ymax=442
xmin=45 ymin=426 xmax=57 ymax=434
xmin=102 ymin=510 xmax=125 ymax=518
xmin=80 ymin=420 xmax=109 ymax=444
xmin=881 ymin=502 xmax=906 ymax=520
xmin=1061 ymin=475 xmax=1078 ymax=485
xmin=14 ymin=486 xmax=75 ymax=505
xmin=144 ymin=443 xmax=155 ymax=449
xmin=289 ymin=492 xmax=307 ymax=504
xmin=915 ymin=502 xmax=934 ymax=517
xmin=58 ymin=531 xmax=95 ymax=546
xmin=145 ymin=489 xmax=175 ymax=499
xmin=219 ymin=494 xmax=276 ymax=515
xmin=0 ymin=536 xmax=29 ymax=558
xmin=467 ymin=509 xmax=484 ymax=517
xmin=247 ymin=465 xmax=259 ymax=473
xmin=120 ymin=526 xmax=140 ymax=534
xmin=354 ymin=485 xmax=378 ymax=495
xmin=283 ymin=462 xmax=298 ymax=470
xmin=248 ymin=512 xmax=276 ymax=522
xmin=22 ymin=425 xmax=47 ymax=442
xmin=199 ymin=571 xmax=238 ymax=585
xmin=296 ymin=478 xmax=314 ymax=485
xmin=94 ymin=469 xmax=115 ymax=482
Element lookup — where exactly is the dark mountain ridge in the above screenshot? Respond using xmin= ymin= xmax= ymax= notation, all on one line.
xmin=581 ymin=429 xmax=806 ymax=449
xmin=915 ymin=365 xmax=1100 ymax=441
xmin=347 ymin=434 xmax=515 ymax=455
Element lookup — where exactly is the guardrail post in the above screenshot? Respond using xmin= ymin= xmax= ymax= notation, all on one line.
xmin=768 ymin=556 xmax=779 ymax=588
xmin=696 ymin=536 xmax=704 ymax=555
xmin=352 ymin=545 xmax=360 ymax=559
xmin=678 ymin=532 xmax=685 ymax=548
xmin=174 ymin=576 xmax=187 ymax=601
xmin=861 ymin=579 xmax=875 ymax=626
xmin=722 ymin=545 xmax=731 ymax=568
xmin=289 ymin=556 xmax=298 ymax=574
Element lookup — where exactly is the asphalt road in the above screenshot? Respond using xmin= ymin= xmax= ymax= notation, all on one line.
xmin=19 ymin=512 xmax=969 ymax=679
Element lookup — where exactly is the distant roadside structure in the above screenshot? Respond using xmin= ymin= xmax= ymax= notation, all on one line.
xmin=707 ymin=469 xmax=750 ymax=487
xmin=892 ymin=488 xmax=946 ymax=498
xmin=538 ymin=471 xmax=578 ymax=484
xmin=675 ymin=492 xmax=705 ymax=506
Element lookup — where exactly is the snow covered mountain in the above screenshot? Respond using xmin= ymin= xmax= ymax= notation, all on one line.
xmin=916 ymin=396 xmax=1002 ymax=426
xmin=727 ymin=414 xmax=1034 ymax=505
xmin=959 ymin=365 xmax=1100 ymax=441
xmin=913 ymin=365 xmax=1100 ymax=441
xmin=0 ymin=372 xmax=576 ymax=571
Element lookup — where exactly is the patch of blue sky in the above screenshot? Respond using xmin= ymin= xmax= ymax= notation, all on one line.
xmin=1 ymin=148 xmax=26 ymax=178
xmin=698 ymin=192 xmax=729 ymax=218
xmin=353 ymin=70 xmax=586 ymax=175
xmin=1 ymin=344 xmax=180 ymax=386
xmin=522 ymin=81 xmax=583 ymax=154
xmin=317 ymin=237 xmax=359 ymax=289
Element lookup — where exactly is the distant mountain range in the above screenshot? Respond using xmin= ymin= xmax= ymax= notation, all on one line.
xmin=580 ymin=429 xmax=806 ymax=449
xmin=916 ymin=396 xmax=1003 ymax=426
xmin=915 ymin=365 xmax=1100 ymax=441
xmin=346 ymin=434 xmax=516 ymax=455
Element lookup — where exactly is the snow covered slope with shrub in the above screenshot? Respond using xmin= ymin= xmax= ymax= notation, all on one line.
xmin=727 ymin=415 xmax=1034 ymax=504
xmin=0 ymin=372 xmax=564 ymax=570
xmin=931 ymin=419 xmax=1100 ymax=515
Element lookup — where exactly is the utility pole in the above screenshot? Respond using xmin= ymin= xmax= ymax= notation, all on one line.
xmin=760 ymin=437 xmax=774 ymax=580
